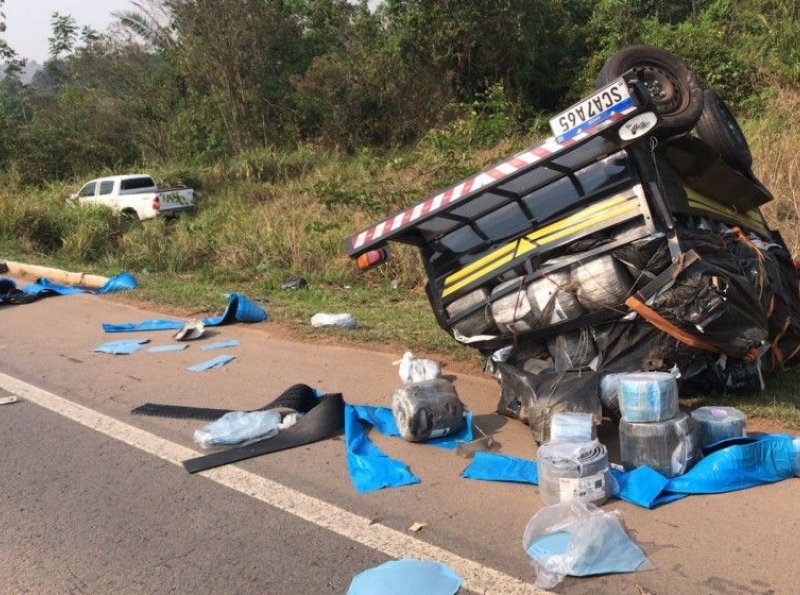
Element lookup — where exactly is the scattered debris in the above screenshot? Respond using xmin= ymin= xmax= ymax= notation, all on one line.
xmin=281 ymin=276 xmax=307 ymax=290
xmin=347 ymin=560 xmax=461 ymax=595
xmin=407 ymin=521 xmax=427 ymax=533
xmin=310 ymin=312 xmax=356 ymax=329
xmin=148 ymin=344 xmax=189 ymax=353
xmin=187 ymin=354 xmax=236 ymax=372
xmin=200 ymin=339 xmax=240 ymax=351
xmin=92 ymin=338 xmax=150 ymax=355
xmin=194 ymin=410 xmax=282 ymax=448
xmin=0 ymin=395 xmax=19 ymax=405
xmin=523 ymin=499 xmax=653 ymax=589
xmin=174 ymin=319 xmax=206 ymax=341
xmin=394 ymin=351 xmax=442 ymax=383
xmin=455 ymin=423 xmax=499 ymax=459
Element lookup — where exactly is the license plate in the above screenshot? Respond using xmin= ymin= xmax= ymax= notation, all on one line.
xmin=549 ymin=78 xmax=634 ymax=142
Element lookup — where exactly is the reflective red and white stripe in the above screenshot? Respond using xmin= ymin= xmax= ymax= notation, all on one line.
xmin=349 ymin=106 xmax=638 ymax=250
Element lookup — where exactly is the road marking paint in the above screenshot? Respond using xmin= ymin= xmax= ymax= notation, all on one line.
xmin=0 ymin=372 xmax=546 ymax=595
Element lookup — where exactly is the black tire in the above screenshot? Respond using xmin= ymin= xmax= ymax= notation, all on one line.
xmin=120 ymin=209 xmax=140 ymax=230
xmin=596 ymin=45 xmax=704 ymax=138
xmin=695 ymin=89 xmax=752 ymax=172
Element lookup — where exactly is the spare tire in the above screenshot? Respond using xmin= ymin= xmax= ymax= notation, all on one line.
xmin=695 ymin=89 xmax=752 ymax=172
xmin=596 ymin=45 xmax=704 ymax=138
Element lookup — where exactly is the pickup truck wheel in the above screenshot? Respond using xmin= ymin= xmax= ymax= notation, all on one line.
xmin=694 ymin=89 xmax=753 ymax=173
xmin=120 ymin=210 xmax=140 ymax=229
xmin=596 ymin=45 xmax=704 ymax=139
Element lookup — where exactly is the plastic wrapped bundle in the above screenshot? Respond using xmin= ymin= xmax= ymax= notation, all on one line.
xmin=550 ymin=412 xmax=596 ymax=442
xmin=527 ymin=272 xmax=584 ymax=326
xmin=599 ymin=373 xmax=624 ymax=417
xmin=537 ymin=440 xmax=611 ymax=506
xmin=690 ymin=406 xmax=747 ymax=447
xmin=618 ymin=372 xmax=678 ymax=423
xmin=572 ymin=255 xmax=633 ymax=312
xmin=391 ymin=378 xmax=465 ymax=442
xmin=619 ymin=411 xmax=698 ymax=478
xmin=446 ymin=288 xmax=497 ymax=337
xmin=546 ymin=330 xmax=598 ymax=372
xmin=490 ymin=278 xmax=537 ymax=334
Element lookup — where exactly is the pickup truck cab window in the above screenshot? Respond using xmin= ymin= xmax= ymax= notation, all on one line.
xmin=78 ymin=182 xmax=97 ymax=198
xmin=120 ymin=177 xmax=156 ymax=191
xmin=98 ymin=180 xmax=114 ymax=195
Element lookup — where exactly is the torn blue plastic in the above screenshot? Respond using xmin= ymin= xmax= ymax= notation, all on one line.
xmin=23 ymin=272 xmax=137 ymax=295
xmin=93 ymin=338 xmax=150 ymax=355
xmin=461 ymin=435 xmax=797 ymax=509
xmin=347 ymin=560 xmax=461 ymax=595
xmin=345 ymin=404 xmax=420 ymax=493
xmin=201 ymin=339 xmax=240 ymax=351
xmin=188 ymin=354 xmax=236 ymax=372
xmin=103 ymin=292 xmax=267 ymax=333
xmin=348 ymin=405 xmax=473 ymax=449
xmin=462 ymin=451 xmax=539 ymax=484
xmin=148 ymin=344 xmax=189 ymax=353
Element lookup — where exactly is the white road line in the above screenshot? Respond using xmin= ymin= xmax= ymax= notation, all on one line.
xmin=0 ymin=372 xmax=546 ymax=595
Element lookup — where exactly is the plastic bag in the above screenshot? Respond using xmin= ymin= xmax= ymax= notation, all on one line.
xmin=394 ymin=351 xmax=442 ymax=384
xmin=523 ymin=499 xmax=653 ymax=589
xmin=193 ymin=410 xmax=281 ymax=448
xmin=311 ymin=312 xmax=356 ymax=329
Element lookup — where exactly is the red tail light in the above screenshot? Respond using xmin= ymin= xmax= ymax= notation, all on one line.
xmin=152 ymin=195 xmax=160 ymax=211
xmin=356 ymin=248 xmax=388 ymax=271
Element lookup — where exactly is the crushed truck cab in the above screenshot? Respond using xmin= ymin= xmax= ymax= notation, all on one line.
xmin=346 ymin=59 xmax=799 ymax=402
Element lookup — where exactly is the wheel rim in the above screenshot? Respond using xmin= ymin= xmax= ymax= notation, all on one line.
xmin=632 ymin=63 xmax=686 ymax=116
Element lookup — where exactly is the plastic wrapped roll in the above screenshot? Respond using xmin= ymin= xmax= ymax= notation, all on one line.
xmin=490 ymin=278 xmax=537 ymax=334
xmin=572 ymin=255 xmax=633 ymax=312
xmin=526 ymin=272 xmax=584 ymax=325
xmin=391 ymin=378 xmax=465 ymax=442
xmin=599 ymin=373 xmax=623 ymax=417
xmin=690 ymin=406 xmax=747 ymax=447
xmin=618 ymin=372 xmax=678 ymax=423
xmin=550 ymin=412 xmax=596 ymax=442
xmin=619 ymin=411 xmax=698 ymax=478
xmin=537 ymin=440 xmax=611 ymax=506
xmin=446 ymin=288 xmax=497 ymax=337
xmin=546 ymin=330 xmax=598 ymax=372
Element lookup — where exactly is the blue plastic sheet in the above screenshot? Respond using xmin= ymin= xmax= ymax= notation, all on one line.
xmin=345 ymin=404 xmax=420 ymax=493
xmin=93 ymin=338 xmax=150 ymax=355
xmin=201 ymin=339 xmax=240 ymax=351
xmin=188 ymin=354 xmax=236 ymax=372
xmin=462 ymin=451 xmax=539 ymax=484
xmin=24 ymin=272 xmax=137 ymax=295
xmin=148 ymin=344 xmax=189 ymax=353
xmin=103 ymin=293 xmax=267 ymax=333
xmin=461 ymin=435 xmax=798 ymax=509
xmin=347 ymin=560 xmax=461 ymax=595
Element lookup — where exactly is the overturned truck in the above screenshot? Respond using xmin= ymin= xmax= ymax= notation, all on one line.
xmin=346 ymin=46 xmax=800 ymax=436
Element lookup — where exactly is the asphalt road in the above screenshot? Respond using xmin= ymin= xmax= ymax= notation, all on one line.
xmin=1 ymin=287 xmax=798 ymax=594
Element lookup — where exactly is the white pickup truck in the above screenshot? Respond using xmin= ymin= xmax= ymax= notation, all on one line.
xmin=71 ymin=174 xmax=195 ymax=221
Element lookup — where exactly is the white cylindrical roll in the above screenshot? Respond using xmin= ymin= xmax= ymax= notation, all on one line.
xmin=490 ymin=278 xmax=538 ymax=334
xmin=690 ymin=406 xmax=747 ymax=447
xmin=619 ymin=411 xmax=698 ymax=478
xmin=572 ymin=255 xmax=633 ymax=312
xmin=526 ymin=272 xmax=584 ymax=325
xmin=618 ymin=372 xmax=679 ymax=423
xmin=537 ymin=440 xmax=610 ymax=506
xmin=446 ymin=288 xmax=497 ymax=337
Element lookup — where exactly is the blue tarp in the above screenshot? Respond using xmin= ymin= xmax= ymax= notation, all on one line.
xmin=148 ymin=344 xmax=189 ymax=353
xmin=347 ymin=560 xmax=461 ymax=595
xmin=93 ymin=338 xmax=150 ymax=355
xmin=461 ymin=434 xmax=798 ymax=508
xmin=188 ymin=354 xmax=236 ymax=372
xmin=201 ymin=339 xmax=240 ymax=351
xmin=24 ymin=272 xmax=137 ymax=295
xmin=344 ymin=405 xmax=473 ymax=493
xmin=102 ymin=293 xmax=267 ymax=332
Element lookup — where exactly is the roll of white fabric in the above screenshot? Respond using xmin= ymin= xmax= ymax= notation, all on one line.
xmin=537 ymin=440 xmax=610 ymax=506
xmin=690 ymin=406 xmax=747 ymax=447
xmin=618 ymin=372 xmax=678 ymax=423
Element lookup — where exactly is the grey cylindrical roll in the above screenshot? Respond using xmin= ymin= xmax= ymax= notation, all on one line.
xmin=599 ymin=372 xmax=623 ymax=416
xmin=572 ymin=255 xmax=633 ymax=311
xmin=546 ymin=330 xmax=598 ymax=371
xmin=618 ymin=372 xmax=679 ymax=422
xmin=446 ymin=288 xmax=497 ymax=337
xmin=490 ymin=278 xmax=538 ymax=334
xmin=526 ymin=272 xmax=584 ymax=325
xmin=619 ymin=411 xmax=698 ymax=478
xmin=690 ymin=406 xmax=747 ymax=447
xmin=537 ymin=440 xmax=610 ymax=506
xmin=391 ymin=378 xmax=465 ymax=442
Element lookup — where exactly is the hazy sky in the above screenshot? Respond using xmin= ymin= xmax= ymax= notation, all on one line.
xmin=3 ymin=0 xmax=133 ymax=63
